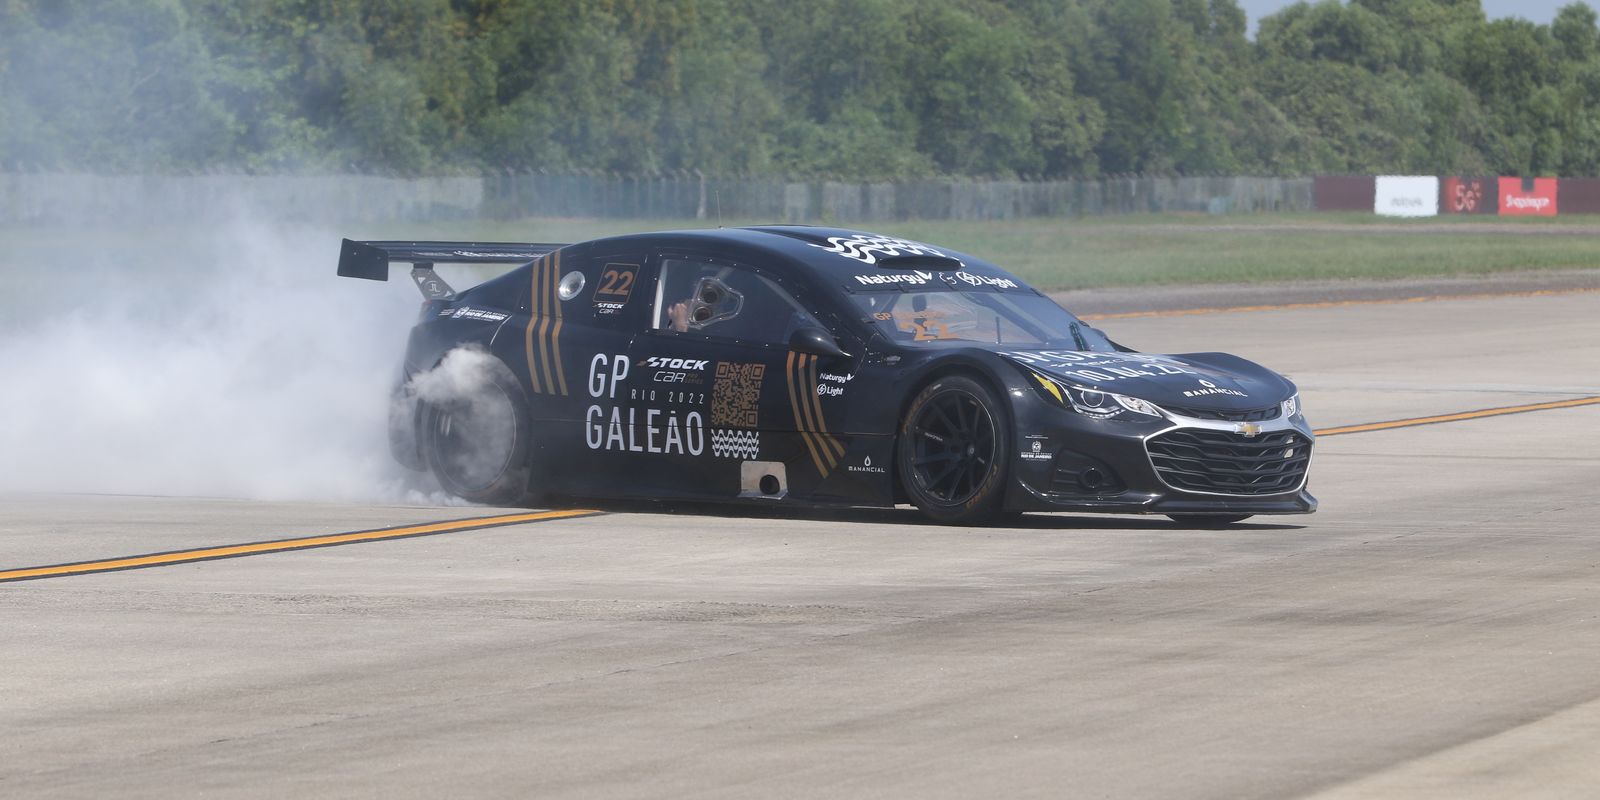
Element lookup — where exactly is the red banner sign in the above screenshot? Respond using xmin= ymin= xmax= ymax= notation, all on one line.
xmin=1498 ymin=177 xmax=1558 ymax=216
xmin=1441 ymin=177 xmax=1494 ymax=214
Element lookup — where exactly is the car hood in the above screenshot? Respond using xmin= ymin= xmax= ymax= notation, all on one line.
xmin=997 ymin=349 xmax=1296 ymax=411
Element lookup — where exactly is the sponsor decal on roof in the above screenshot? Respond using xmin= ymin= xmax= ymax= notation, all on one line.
xmin=950 ymin=271 xmax=1018 ymax=290
xmin=853 ymin=271 xmax=934 ymax=286
xmin=810 ymin=234 xmax=947 ymax=265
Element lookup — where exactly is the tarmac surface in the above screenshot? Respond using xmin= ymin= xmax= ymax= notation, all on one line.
xmin=3 ymin=285 xmax=1599 ymax=798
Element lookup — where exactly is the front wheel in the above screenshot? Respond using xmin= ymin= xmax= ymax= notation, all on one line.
xmin=897 ymin=375 xmax=1010 ymax=525
xmin=421 ymin=354 xmax=535 ymax=506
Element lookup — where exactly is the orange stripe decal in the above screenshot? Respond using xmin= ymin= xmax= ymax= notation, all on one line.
xmin=1080 ymin=287 xmax=1600 ymax=322
xmin=525 ymin=256 xmax=544 ymax=394
xmin=787 ymin=352 xmax=830 ymax=477
xmin=807 ymin=354 xmax=844 ymax=463
xmin=550 ymin=250 xmax=569 ymax=396
xmin=1316 ymin=396 xmax=1600 ymax=437
xmin=536 ymin=258 xmax=556 ymax=393
xmin=0 ymin=509 xmax=603 ymax=584
xmin=797 ymin=354 xmax=838 ymax=469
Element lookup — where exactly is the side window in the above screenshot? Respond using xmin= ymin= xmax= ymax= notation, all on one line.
xmin=653 ymin=258 xmax=820 ymax=345
xmin=897 ymin=292 xmax=1033 ymax=343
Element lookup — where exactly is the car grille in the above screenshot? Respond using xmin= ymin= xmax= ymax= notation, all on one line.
xmin=1146 ymin=428 xmax=1310 ymax=496
xmin=1164 ymin=405 xmax=1281 ymax=422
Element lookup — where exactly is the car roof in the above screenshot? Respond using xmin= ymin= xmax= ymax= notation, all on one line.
xmin=581 ymin=226 xmax=1034 ymax=294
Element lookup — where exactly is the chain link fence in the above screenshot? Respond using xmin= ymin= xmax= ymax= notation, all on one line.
xmin=1 ymin=172 xmax=1313 ymax=225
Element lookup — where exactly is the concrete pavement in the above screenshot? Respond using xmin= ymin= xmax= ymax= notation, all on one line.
xmin=2 ymin=287 xmax=1598 ymax=798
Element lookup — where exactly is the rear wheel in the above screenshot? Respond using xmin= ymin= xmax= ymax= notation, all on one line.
xmin=421 ymin=356 xmax=535 ymax=506
xmin=897 ymin=376 xmax=1010 ymax=525
xmin=1167 ymin=514 xmax=1253 ymax=527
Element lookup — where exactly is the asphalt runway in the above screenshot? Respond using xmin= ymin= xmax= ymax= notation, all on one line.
xmin=3 ymin=287 xmax=1598 ymax=798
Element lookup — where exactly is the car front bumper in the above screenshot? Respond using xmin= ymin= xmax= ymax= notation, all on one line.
xmin=1003 ymin=404 xmax=1318 ymax=516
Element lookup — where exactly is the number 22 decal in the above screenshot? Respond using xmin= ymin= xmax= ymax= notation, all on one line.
xmin=594 ymin=265 xmax=636 ymax=302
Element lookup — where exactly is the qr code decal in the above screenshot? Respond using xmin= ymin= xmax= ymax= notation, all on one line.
xmin=711 ymin=362 xmax=765 ymax=427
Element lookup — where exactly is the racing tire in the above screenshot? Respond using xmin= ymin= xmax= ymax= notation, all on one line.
xmin=898 ymin=375 xmax=1011 ymax=525
xmin=1166 ymin=514 xmax=1253 ymax=528
xmin=421 ymin=355 xmax=536 ymax=506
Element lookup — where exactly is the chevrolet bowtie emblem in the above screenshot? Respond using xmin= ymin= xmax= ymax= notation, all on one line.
xmin=1236 ymin=422 xmax=1262 ymax=437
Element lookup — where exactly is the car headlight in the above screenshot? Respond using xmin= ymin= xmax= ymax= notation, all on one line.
xmin=1114 ymin=394 xmax=1163 ymax=417
xmin=1029 ymin=372 xmax=1162 ymax=419
xmin=1281 ymin=393 xmax=1301 ymax=419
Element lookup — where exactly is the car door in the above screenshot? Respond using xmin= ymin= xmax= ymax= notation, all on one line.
xmin=622 ymin=253 xmax=853 ymax=502
xmin=508 ymin=244 xmax=656 ymax=493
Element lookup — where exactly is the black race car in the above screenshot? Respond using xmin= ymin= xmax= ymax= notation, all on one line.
xmin=338 ymin=227 xmax=1315 ymax=525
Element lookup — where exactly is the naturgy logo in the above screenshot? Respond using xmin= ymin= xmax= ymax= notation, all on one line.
xmin=854 ymin=271 xmax=933 ymax=286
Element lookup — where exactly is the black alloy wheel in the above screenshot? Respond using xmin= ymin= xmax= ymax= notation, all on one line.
xmin=898 ymin=375 xmax=1010 ymax=524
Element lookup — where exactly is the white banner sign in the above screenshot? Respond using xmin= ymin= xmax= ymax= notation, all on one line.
xmin=1375 ymin=176 xmax=1440 ymax=218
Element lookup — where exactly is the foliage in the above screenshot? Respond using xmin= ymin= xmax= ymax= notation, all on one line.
xmin=1 ymin=0 xmax=1598 ymax=176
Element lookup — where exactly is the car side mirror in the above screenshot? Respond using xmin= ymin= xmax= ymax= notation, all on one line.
xmin=789 ymin=327 xmax=849 ymax=359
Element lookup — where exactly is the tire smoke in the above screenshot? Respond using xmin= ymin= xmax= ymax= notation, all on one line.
xmin=0 ymin=213 xmax=462 ymax=503
xmin=404 ymin=347 xmax=523 ymax=499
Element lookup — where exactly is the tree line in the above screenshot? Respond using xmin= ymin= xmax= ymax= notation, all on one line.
xmin=3 ymin=0 xmax=1598 ymax=178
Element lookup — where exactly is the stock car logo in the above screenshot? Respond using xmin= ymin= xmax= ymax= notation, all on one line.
xmin=641 ymin=357 xmax=709 ymax=370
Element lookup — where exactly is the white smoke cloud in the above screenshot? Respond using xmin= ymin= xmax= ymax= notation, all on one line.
xmin=400 ymin=345 xmax=522 ymax=498
xmin=407 ymin=345 xmax=501 ymax=406
xmin=0 ymin=210 xmax=464 ymax=504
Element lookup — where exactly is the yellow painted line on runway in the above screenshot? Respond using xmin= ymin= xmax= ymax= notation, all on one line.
xmin=1315 ymin=396 xmax=1600 ymax=438
xmin=1080 ymin=286 xmax=1600 ymax=321
xmin=0 ymin=509 xmax=602 ymax=584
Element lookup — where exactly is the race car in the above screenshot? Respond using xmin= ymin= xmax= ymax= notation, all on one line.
xmin=338 ymin=227 xmax=1315 ymax=525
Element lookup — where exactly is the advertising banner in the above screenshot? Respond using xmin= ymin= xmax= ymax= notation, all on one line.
xmin=1374 ymin=176 xmax=1439 ymax=217
xmin=1440 ymin=177 xmax=1496 ymax=215
xmin=1557 ymin=178 xmax=1600 ymax=214
xmin=1498 ymin=177 xmax=1558 ymax=216
xmin=1312 ymin=176 xmax=1375 ymax=211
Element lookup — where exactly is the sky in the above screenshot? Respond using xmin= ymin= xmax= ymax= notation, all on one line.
xmin=1239 ymin=0 xmax=1569 ymax=34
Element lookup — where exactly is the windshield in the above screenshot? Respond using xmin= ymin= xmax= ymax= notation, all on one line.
xmin=851 ymin=291 xmax=1116 ymax=349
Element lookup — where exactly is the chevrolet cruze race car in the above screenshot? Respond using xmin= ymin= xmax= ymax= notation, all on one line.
xmin=339 ymin=227 xmax=1315 ymax=525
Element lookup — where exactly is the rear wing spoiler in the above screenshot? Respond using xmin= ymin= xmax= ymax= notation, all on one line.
xmin=337 ymin=239 xmax=568 ymax=300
